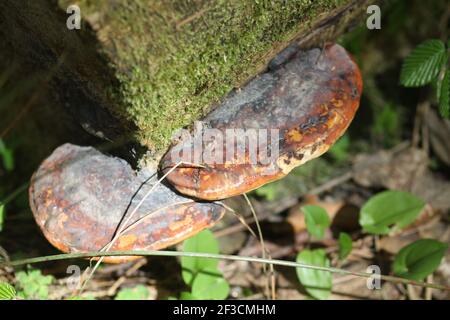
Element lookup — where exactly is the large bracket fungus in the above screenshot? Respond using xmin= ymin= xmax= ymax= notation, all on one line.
xmin=29 ymin=43 xmax=362 ymax=262
xmin=161 ymin=43 xmax=362 ymax=200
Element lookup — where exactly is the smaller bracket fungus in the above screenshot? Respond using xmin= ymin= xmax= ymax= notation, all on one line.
xmin=161 ymin=43 xmax=363 ymax=200
xmin=29 ymin=144 xmax=224 ymax=263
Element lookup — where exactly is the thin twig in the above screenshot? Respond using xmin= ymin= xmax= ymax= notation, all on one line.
xmin=176 ymin=7 xmax=208 ymax=29
xmin=308 ymin=171 xmax=353 ymax=196
xmin=425 ymin=275 xmax=433 ymax=300
xmin=220 ymin=203 xmax=258 ymax=239
xmin=106 ymin=258 xmax=147 ymax=296
xmin=243 ymin=194 xmax=276 ymax=300
xmin=120 ymin=200 xmax=195 ymax=235
xmin=79 ymin=161 xmax=186 ymax=293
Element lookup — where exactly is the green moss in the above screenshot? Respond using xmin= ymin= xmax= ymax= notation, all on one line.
xmin=60 ymin=0 xmax=350 ymax=154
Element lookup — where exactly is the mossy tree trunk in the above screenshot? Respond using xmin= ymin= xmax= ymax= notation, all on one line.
xmin=0 ymin=0 xmax=373 ymax=171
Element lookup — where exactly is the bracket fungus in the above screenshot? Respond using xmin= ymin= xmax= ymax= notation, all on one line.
xmin=29 ymin=43 xmax=362 ymax=262
xmin=161 ymin=43 xmax=362 ymax=200
xmin=29 ymin=144 xmax=224 ymax=263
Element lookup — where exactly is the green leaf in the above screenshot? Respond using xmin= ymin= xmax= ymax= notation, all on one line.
xmin=254 ymin=182 xmax=278 ymax=201
xmin=115 ymin=285 xmax=151 ymax=300
xmin=302 ymin=205 xmax=331 ymax=239
xmin=0 ymin=282 xmax=16 ymax=300
xmin=338 ymin=232 xmax=353 ymax=260
xmin=0 ymin=139 xmax=14 ymax=172
xmin=400 ymin=39 xmax=447 ymax=87
xmin=181 ymin=229 xmax=220 ymax=285
xmin=393 ymin=239 xmax=448 ymax=281
xmin=15 ymin=268 xmax=54 ymax=299
xmin=0 ymin=203 xmax=4 ymax=232
xmin=179 ymin=291 xmax=199 ymax=300
xmin=359 ymin=190 xmax=425 ymax=235
xmin=191 ymin=267 xmax=229 ymax=300
xmin=296 ymin=249 xmax=332 ymax=300
xmin=439 ymin=68 xmax=449 ymax=119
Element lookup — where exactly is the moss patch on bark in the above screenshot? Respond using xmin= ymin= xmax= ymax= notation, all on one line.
xmin=59 ymin=0 xmax=352 ymax=154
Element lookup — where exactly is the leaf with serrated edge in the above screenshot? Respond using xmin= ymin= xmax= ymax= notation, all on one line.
xmin=439 ymin=68 xmax=449 ymax=118
xmin=0 ymin=282 xmax=16 ymax=300
xmin=400 ymin=39 xmax=447 ymax=87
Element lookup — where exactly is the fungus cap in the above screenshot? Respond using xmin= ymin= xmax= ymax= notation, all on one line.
xmin=161 ymin=43 xmax=363 ymax=200
xmin=29 ymin=144 xmax=225 ymax=263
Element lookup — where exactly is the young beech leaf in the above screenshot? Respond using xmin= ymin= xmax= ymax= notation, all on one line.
xmin=181 ymin=229 xmax=220 ymax=285
xmin=359 ymin=190 xmax=425 ymax=235
xmin=439 ymin=68 xmax=449 ymax=119
xmin=302 ymin=205 xmax=331 ymax=239
xmin=393 ymin=239 xmax=448 ymax=281
xmin=191 ymin=267 xmax=229 ymax=300
xmin=400 ymin=39 xmax=447 ymax=87
xmin=296 ymin=249 xmax=332 ymax=300
xmin=338 ymin=232 xmax=353 ymax=260
xmin=0 ymin=282 xmax=16 ymax=300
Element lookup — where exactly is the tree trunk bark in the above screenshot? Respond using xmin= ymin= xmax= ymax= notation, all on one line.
xmin=0 ymin=0 xmax=373 ymax=170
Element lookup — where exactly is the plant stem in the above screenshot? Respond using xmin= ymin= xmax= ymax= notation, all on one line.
xmin=2 ymin=250 xmax=449 ymax=291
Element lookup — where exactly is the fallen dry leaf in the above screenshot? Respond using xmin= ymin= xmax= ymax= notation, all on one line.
xmin=353 ymin=147 xmax=450 ymax=212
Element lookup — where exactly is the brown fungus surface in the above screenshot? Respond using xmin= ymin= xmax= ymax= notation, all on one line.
xmin=29 ymin=144 xmax=224 ymax=263
xmin=161 ymin=43 xmax=363 ymax=200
